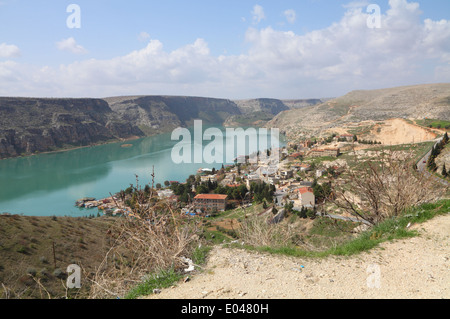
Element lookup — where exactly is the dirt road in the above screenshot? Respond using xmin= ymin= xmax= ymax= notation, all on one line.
xmin=147 ymin=214 xmax=449 ymax=299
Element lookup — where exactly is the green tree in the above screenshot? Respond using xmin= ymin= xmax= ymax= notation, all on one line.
xmin=443 ymin=132 xmax=449 ymax=144
xmin=272 ymin=206 xmax=278 ymax=215
xmin=196 ymin=184 xmax=209 ymax=195
xmin=442 ymin=164 xmax=448 ymax=178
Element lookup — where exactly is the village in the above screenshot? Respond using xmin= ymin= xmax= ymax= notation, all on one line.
xmin=75 ymin=132 xmax=361 ymax=222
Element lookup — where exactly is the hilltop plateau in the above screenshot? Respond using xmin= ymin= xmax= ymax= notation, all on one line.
xmin=268 ymin=83 xmax=450 ymax=138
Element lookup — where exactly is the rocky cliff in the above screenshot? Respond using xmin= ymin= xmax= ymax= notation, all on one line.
xmin=0 ymin=97 xmax=144 ymax=159
xmin=104 ymin=96 xmax=242 ymax=135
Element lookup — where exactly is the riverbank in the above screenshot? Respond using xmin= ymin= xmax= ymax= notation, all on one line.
xmin=0 ymin=135 xmax=143 ymax=162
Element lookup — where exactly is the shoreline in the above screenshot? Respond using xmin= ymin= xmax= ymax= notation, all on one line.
xmin=0 ymin=135 xmax=145 ymax=162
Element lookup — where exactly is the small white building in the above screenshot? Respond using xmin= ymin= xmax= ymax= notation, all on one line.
xmin=296 ymin=187 xmax=315 ymax=207
xmin=158 ymin=189 xmax=174 ymax=199
xmin=201 ymin=175 xmax=217 ymax=183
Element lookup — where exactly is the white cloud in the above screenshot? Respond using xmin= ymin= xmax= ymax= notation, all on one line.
xmin=0 ymin=43 xmax=21 ymax=58
xmin=56 ymin=37 xmax=88 ymax=55
xmin=251 ymin=5 xmax=266 ymax=24
xmin=284 ymin=9 xmax=296 ymax=24
xmin=1 ymin=0 xmax=450 ymax=99
xmin=138 ymin=31 xmax=151 ymax=42
xmin=342 ymin=1 xmax=370 ymax=9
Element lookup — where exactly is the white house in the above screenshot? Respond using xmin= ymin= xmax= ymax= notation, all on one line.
xmin=297 ymin=187 xmax=315 ymax=208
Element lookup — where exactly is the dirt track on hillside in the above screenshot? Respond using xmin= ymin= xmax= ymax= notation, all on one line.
xmin=147 ymin=214 xmax=450 ymax=299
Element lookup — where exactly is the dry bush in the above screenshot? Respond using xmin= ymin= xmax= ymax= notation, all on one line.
xmin=88 ymin=182 xmax=202 ymax=299
xmin=237 ymin=215 xmax=296 ymax=248
xmin=333 ymin=148 xmax=444 ymax=225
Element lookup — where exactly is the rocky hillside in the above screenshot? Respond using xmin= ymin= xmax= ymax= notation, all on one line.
xmin=104 ymin=96 xmax=242 ymax=135
xmin=234 ymin=98 xmax=290 ymax=115
xmin=225 ymin=98 xmax=322 ymax=127
xmin=0 ymin=97 xmax=143 ymax=159
xmin=268 ymin=83 xmax=450 ymax=135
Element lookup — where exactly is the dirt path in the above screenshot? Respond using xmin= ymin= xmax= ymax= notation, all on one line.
xmin=147 ymin=214 xmax=450 ymax=299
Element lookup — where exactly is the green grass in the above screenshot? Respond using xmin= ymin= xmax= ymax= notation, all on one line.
xmin=124 ymin=267 xmax=184 ymax=299
xmin=203 ymin=229 xmax=234 ymax=244
xmin=191 ymin=245 xmax=212 ymax=266
xmin=231 ymin=199 xmax=450 ymax=259
xmin=415 ymin=119 xmax=450 ymax=130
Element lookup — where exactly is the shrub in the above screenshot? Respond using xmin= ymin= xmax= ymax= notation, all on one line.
xmin=333 ymin=148 xmax=438 ymax=225
xmin=237 ymin=215 xmax=296 ymax=248
xmin=53 ymin=268 xmax=67 ymax=279
xmin=26 ymin=268 xmax=37 ymax=276
xmin=16 ymin=246 xmax=28 ymax=254
xmin=88 ymin=183 xmax=202 ymax=299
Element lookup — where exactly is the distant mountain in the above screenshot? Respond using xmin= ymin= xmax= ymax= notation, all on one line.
xmin=268 ymin=83 xmax=450 ymax=135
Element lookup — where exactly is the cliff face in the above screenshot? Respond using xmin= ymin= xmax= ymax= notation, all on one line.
xmin=0 ymin=98 xmax=144 ymax=159
xmin=0 ymin=95 xmax=245 ymax=159
xmin=105 ymin=96 xmax=242 ymax=134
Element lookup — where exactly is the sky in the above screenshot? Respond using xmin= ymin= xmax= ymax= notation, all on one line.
xmin=1 ymin=0 xmax=450 ymax=99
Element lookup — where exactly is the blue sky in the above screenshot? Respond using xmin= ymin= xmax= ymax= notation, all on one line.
xmin=1 ymin=0 xmax=450 ymax=99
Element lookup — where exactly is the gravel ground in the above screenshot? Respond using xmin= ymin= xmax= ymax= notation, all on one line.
xmin=147 ymin=214 xmax=449 ymax=299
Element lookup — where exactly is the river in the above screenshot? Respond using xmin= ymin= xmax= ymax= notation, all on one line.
xmin=0 ymin=126 xmax=285 ymax=216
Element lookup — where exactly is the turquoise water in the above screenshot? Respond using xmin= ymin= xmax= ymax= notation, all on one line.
xmin=0 ymin=127 xmax=285 ymax=216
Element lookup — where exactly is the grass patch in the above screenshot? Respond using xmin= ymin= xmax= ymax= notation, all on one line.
xmin=191 ymin=245 xmax=212 ymax=266
xmin=416 ymin=118 xmax=450 ymax=130
xmin=203 ymin=229 xmax=234 ymax=244
xmin=124 ymin=267 xmax=183 ymax=299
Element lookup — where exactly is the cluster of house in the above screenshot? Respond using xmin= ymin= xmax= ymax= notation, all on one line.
xmin=174 ymin=148 xmax=323 ymax=216
xmin=151 ymin=138 xmax=346 ymax=217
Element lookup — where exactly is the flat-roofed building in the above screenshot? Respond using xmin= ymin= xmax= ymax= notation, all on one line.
xmin=308 ymin=148 xmax=340 ymax=158
xmin=194 ymin=194 xmax=228 ymax=212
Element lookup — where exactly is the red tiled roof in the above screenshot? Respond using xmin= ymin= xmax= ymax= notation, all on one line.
xmin=297 ymin=187 xmax=313 ymax=194
xmin=194 ymin=194 xmax=228 ymax=200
